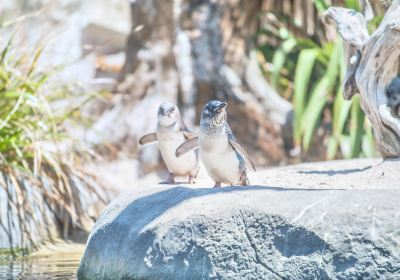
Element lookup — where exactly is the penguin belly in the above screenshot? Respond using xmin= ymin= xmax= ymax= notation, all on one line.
xmin=158 ymin=131 xmax=198 ymax=176
xmin=199 ymin=136 xmax=241 ymax=185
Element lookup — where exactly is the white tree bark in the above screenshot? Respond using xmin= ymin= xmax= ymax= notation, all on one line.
xmin=324 ymin=0 xmax=400 ymax=157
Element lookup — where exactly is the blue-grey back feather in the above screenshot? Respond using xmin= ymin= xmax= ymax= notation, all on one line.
xmin=224 ymin=124 xmax=246 ymax=173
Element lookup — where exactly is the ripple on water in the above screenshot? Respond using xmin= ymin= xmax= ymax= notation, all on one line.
xmin=0 ymin=253 xmax=81 ymax=280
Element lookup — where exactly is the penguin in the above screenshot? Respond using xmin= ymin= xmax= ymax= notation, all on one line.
xmin=176 ymin=100 xmax=255 ymax=187
xmin=386 ymin=77 xmax=400 ymax=117
xmin=139 ymin=102 xmax=199 ymax=184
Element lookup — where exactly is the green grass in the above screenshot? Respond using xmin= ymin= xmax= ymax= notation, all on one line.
xmin=0 ymin=37 xmax=108 ymax=253
xmin=257 ymin=1 xmax=377 ymax=160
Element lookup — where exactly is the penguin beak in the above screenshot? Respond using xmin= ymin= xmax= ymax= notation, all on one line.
xmin=213 ymin=102 xmax=227 ymax=113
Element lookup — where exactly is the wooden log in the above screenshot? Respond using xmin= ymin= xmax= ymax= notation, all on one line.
xmin=324 ymin=0 xmax=400 ymax=157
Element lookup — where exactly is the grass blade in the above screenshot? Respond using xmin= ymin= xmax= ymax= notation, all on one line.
xmin=349 ymin=96 xmax=365 ymax=158
xmin=271 ymin=37 xmax=297 ymax=88
xmin=301 ymin=42 xmax=341 ymax=151
xmin=293 ymin=48 xmax=320 ymax=145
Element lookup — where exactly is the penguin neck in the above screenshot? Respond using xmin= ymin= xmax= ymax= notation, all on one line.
xmin=200 ymin=120 xmax=224 ymax=136
xmin=158 ymin=120 xmax=178 ymax=132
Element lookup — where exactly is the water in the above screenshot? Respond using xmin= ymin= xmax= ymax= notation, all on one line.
xmin=0 ymin=244 xmax=83 ymax=280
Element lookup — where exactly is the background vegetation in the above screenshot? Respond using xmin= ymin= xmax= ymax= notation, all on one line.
xmin=0 ymin=37 xmax=108 ymax=254
xmin=257 ymin=0 xmax=378 ymax=160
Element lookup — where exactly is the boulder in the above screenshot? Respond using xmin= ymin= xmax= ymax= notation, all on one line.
xmin=78 ymin=158 xmax=400 ymax=280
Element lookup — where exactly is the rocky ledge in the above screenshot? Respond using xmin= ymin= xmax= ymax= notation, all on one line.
xmin=78 ymin=158 xmax=400 ymax=280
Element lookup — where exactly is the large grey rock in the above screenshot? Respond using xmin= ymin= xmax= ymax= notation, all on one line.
xmin=78 ymin=159 xmax=400 ymax=280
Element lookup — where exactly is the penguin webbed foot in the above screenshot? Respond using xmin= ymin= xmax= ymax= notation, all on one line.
xmin=188 ymin=168 xmax=199 ymax=184
xmin=213 ymin=182 xmax=222 ymax=188
xmin=239 ymin=180 xmax=251 ymax=186
xmin=188 ymin=175 xmax=196 ymax=184
xmin=160 ymin=173 xmax=175 ymax=184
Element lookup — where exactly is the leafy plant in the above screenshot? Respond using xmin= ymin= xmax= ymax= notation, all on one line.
xmin=257 ymin=2 xmax=377 ymax=159
xmin=0 ymin=37 xmax=108 ymax=253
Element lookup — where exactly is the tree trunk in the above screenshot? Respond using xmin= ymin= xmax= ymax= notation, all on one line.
xmin=91 ymin=0 xmax=293 ymax=172
xmin=324 ymin=0 xmax=400 ymax=157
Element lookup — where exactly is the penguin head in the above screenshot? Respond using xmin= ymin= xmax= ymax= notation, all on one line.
xmin=201 ymin=100 xmax=227 ymax=128
xmin=158 ymin=102 xmax=179 ymax=127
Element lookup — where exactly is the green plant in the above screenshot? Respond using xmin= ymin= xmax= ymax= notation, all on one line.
xmin=257 ymin=2 xmax=377 ymax=160
xmin=0 ymin=37 xmax=108 ymax=253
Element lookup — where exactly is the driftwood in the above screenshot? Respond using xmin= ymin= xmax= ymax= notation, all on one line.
xmin=324 ymin=0 xmax=400 ymax=157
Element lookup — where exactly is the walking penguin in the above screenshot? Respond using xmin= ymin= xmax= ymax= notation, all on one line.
xmin=176 ymin=100 xmax=255 ymax=187
xmin=139 ymin=102 xmax=199 ymax=184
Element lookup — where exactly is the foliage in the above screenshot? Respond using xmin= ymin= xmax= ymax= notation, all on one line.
xmin=0 ymin=37 xmax=108 ymax=252
xmin=257 ymin=2 xmax=377 ymax=160
xmin=0 ymin=37 xmax=55 ymax=170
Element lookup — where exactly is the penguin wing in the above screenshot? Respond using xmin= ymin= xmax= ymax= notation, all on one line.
xmin=175 ymin=137 xmax=199 ymax=157
xmin=139 ymin=133 xmax=158 ymax=145
xmin=225 ymin=125 xmax=256 ymax=172
xmin=229 ymin=140 xmax=256 ymax=172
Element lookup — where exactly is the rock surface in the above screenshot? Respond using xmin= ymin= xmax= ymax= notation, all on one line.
xmin=78 ymin=159 xmax=400 ymax=280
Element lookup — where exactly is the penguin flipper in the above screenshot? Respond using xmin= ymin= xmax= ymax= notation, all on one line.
xmin=176 ymin=137 xmax=199 ymax=157
xmin=229 ymin=140 xmax=256 ymax=172
xmin=139 ymin=133 xmax=158 ymax=145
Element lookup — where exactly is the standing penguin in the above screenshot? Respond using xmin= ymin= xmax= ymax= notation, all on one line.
xmin=139 ymin=102 xmax=199 ymax=184
xmin=176 ymin=100 xmax=255 ymax=187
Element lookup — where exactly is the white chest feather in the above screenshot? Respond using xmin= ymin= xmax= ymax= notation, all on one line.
xmin=199 ymin=131 xmax=241 ymax=184
xmin=157 ymin=130 xmax=198 ymax=176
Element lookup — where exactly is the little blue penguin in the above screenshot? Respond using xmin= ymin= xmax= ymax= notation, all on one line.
xmin=176 ymin=100 xmax=255 ymax=187
xmin=139 ymin=102 xmax=199 ymax=184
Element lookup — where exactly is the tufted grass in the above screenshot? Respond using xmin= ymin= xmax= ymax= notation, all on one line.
xmin=0 ymin=36 xmax=109 ymax=254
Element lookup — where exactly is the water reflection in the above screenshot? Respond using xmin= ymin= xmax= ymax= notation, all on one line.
xmin=0 ymin=250 xmax=81 ymax=280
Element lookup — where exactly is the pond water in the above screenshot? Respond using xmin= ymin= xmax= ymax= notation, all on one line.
xmin=0 ymin=244 xmax=83 ymax=280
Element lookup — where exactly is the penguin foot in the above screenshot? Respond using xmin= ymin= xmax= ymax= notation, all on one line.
xmin=188 ymin=175 xmax=196 ymax=184
xmin=213 ymin=182 xmax=222 ymax=188
xmin=237 ymin=180 xmax=250 ymax=186
xmin=160 ymin=173 xmax=175 ymax=184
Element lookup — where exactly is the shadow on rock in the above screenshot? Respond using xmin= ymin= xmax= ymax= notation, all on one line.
xmin=106 ymin=185 xmax=343 ymax=238
xmin=297 ymin=165 xmax=373 ymax=176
